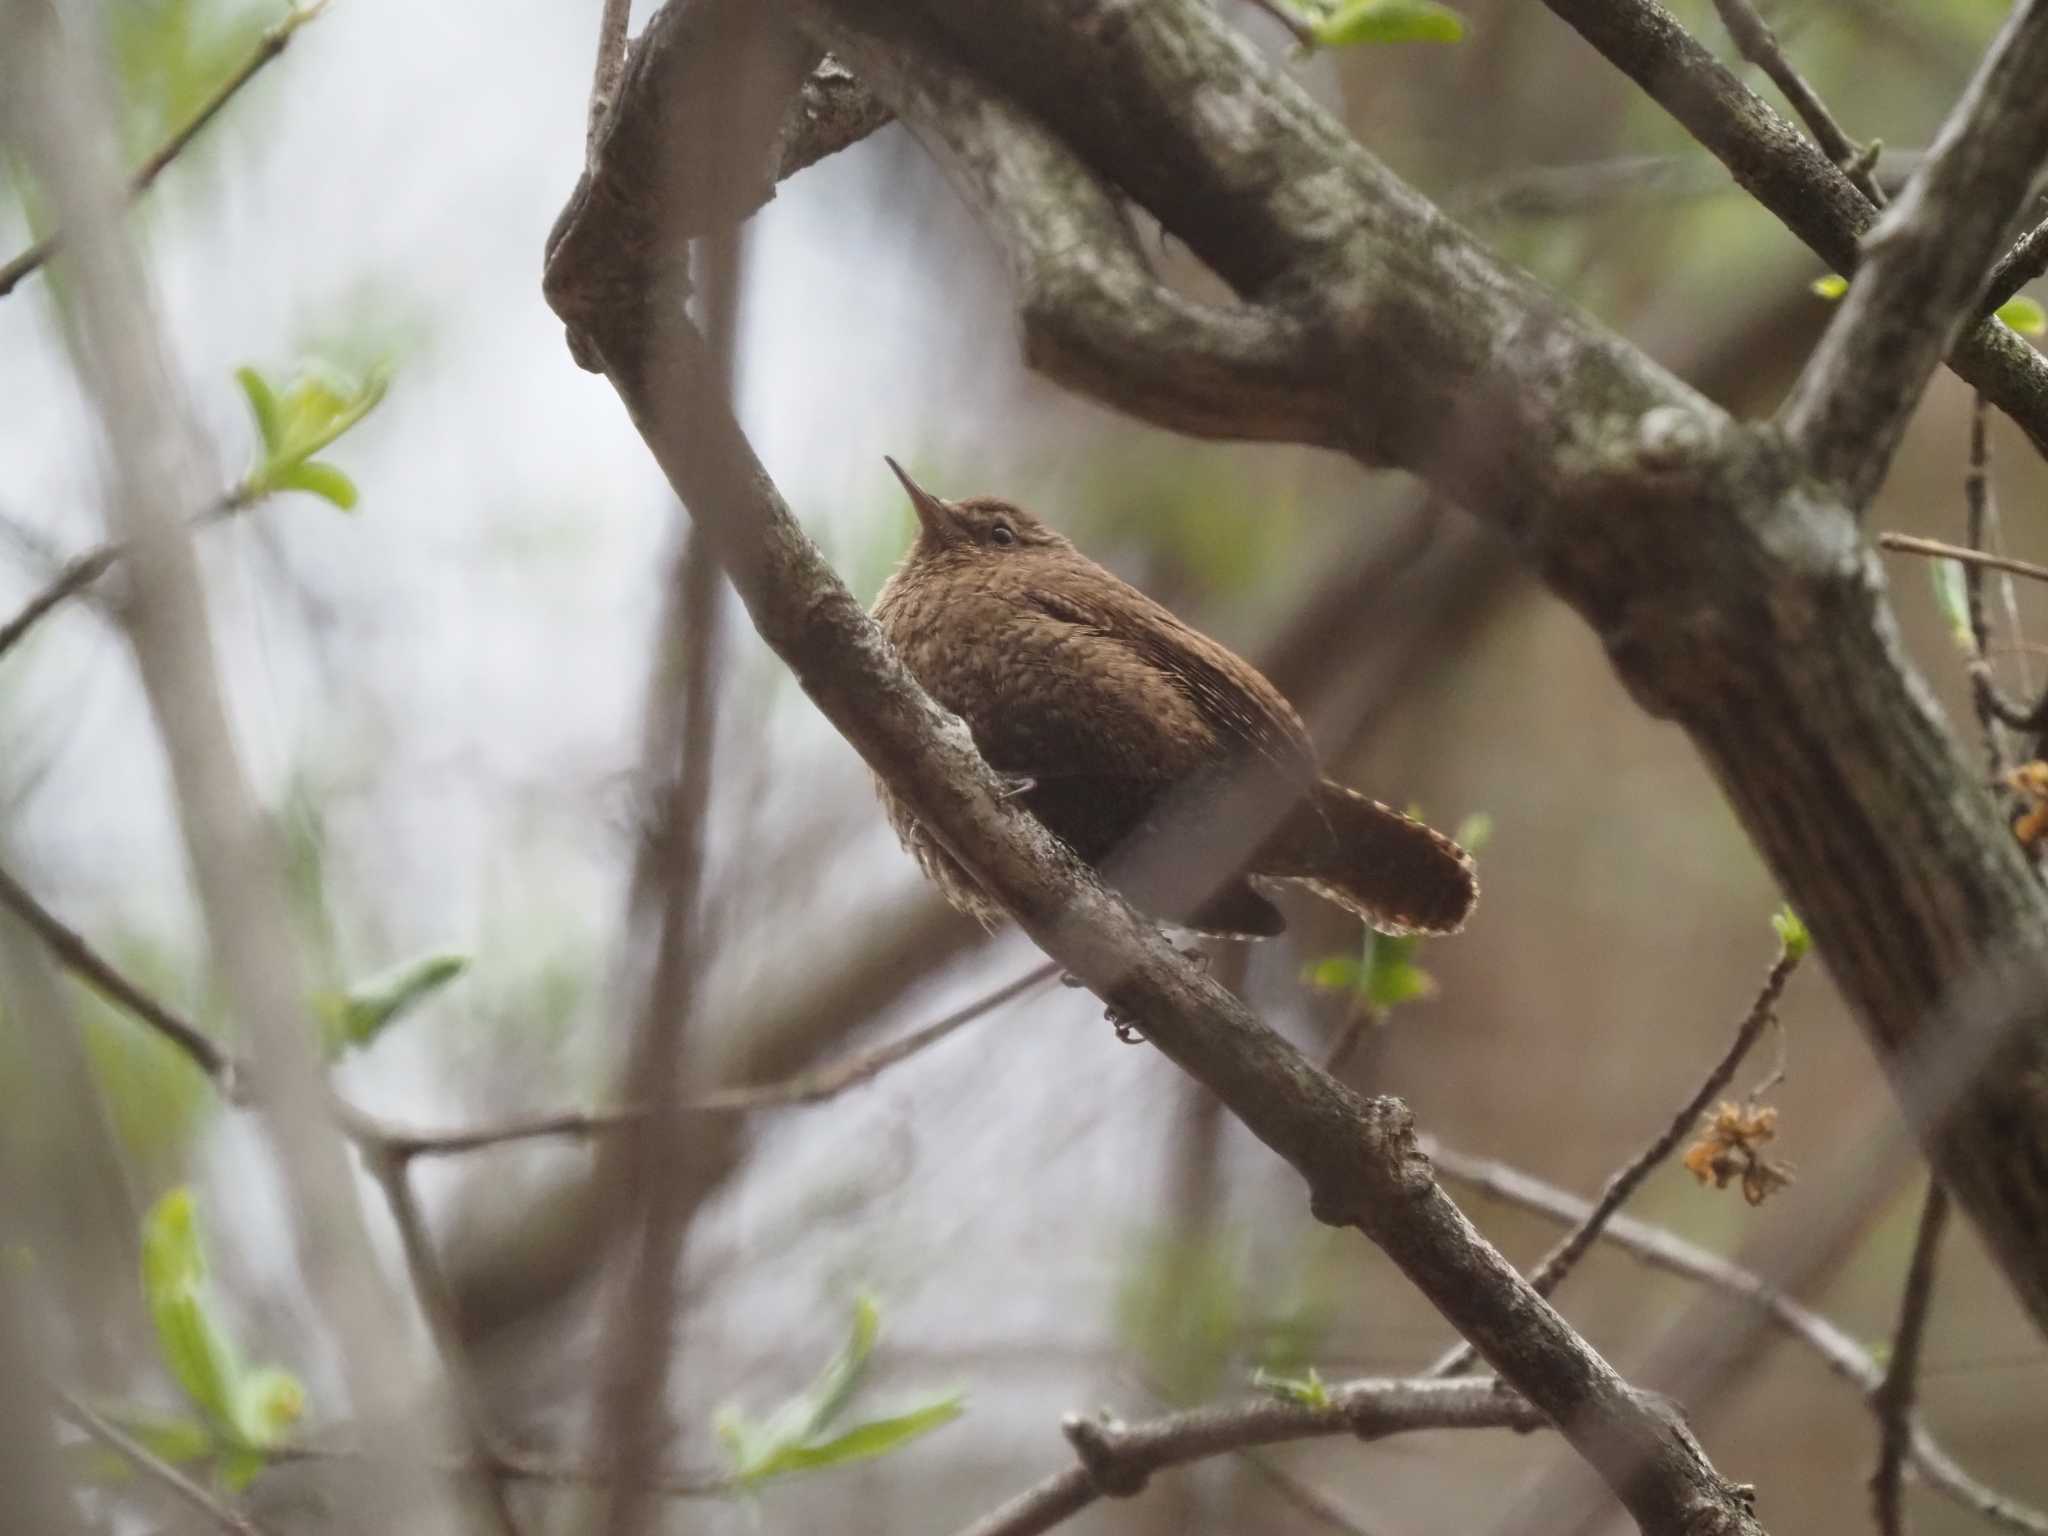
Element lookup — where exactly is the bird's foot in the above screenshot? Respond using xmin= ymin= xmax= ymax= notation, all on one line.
xmin=996 ymin=773 xmax=1038 ymax=800
xmin=1107 ymin=1009 xmax=1146 ymax=1045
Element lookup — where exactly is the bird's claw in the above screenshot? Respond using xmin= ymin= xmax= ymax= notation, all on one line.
xmin=997 ymin=773 xmax=1038 ymax=800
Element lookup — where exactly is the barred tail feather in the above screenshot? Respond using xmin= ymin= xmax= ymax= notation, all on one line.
xmin=1261 ymin=782 xmax=1478 ymax=936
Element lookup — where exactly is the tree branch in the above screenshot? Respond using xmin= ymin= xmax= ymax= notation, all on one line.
xmin=1871 ymin=1181 xmax=1953 ymax=1536
xmin=1538 ymin=0 xmax=2048 ymax=459
xmin=1428 ymin=928 xmax=1802 ymax=1377
xmin=949 ymin=1378 xmax=1547 ymax=1536
xmin=1426 ymin=1142 xmax=2048 ymax=1536
xmin=1707 ymin=0 xmax=1885 ymax=206
xmin=1781 ymin=0 xmax=2048 ymax=506
xmin=50 ymin=1384 xmax=274 ymax=1536
xmin=0 ymin=1 xmax=329 ymax=301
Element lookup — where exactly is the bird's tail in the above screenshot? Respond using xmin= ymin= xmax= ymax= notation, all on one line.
xmin=1259 ymin=782 xmax=1477 ymax=936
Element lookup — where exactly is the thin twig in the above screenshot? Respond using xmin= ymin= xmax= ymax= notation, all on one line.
xmin=1243 ymin=0 xmax=1317 ymax=50
xmin=0 ymin=2 xmax=331 ymax=300
xmin=1425 ymin=1142 xmax=2048 ymax=1536
xmin=949 ymin=1379 xmax=1544 ymax=1536
xmin=1957 ymin=396 xmax=2032 ymax=773
xmin=1872 ymin=1181 xmax=1953 ymax=1536
xmin=586 ymin=0 xmax=634 ymax=162
xmin=0 ymin=861 xmax=245 ymax=1095
xmin=1878 ymin=533 xmax=2048 ymax=588
xmin=1426 ymin=929 xmax=1804 ymax=1378
xmin=50 ymin=1383 xmax=273 ymax=1536
xmin=0 ymin=488 xmax=247 ymax=665
xmin=265 ymin=1437 xmax=732 ymax=1498
xmin=1709 ymin=0 xmax=1886 ymax=206
xmin=348 ymin=1129 xmax=522 ymax=1536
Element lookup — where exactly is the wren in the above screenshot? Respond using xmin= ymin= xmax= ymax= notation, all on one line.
xmin=870 ymin=460 xmax=1477 ymax=940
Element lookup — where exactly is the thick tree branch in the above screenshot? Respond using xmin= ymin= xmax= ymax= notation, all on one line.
xmin=1781 ymin=0 xmax=2048 ymax=506
xmin=1538 ymin=0 xmax=2048 ymax=459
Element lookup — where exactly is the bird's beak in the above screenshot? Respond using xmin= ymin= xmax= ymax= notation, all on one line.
xmin=885 ymin=456 xmax=953 ymax=542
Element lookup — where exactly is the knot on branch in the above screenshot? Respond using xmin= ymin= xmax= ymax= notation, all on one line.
xmin=1060 ymin=1411 xmax=1149 ymax=1498
xmin=1308 ymin=1092 xmax=1429 ymax=1230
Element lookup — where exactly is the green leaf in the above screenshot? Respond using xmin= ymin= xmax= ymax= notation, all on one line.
xmin=1452 ymin=810 xmax=1494 ymax=854
xmin=315 ymin=952 xmax=470 ymax=1059
xmin=275 ymin=460 xmax=358 ymax=510
xmin=1302 ymin=954 xmax=1363 ymax=994
xmin=234 ymin=366 xmax=281 ymax=455
xmin=1251 ymin=1365 xmax=1330 ymax=1407
xmin=1313 ymin=0 xmax=1465 ymax=45
xmin=1769 ymin=906 xmax=1811 ymax=964
xmin=231 ymin=1366 xmax=306 ymax=1448
xmin=1362 ymin=932 xmax=1436 ymax=1009
xmin=64 ymin=1405 xmax=216 ymax=1484
xmin=1997 ymin=295 xmax=2047 ymax=338
xmin=741 ymin=1396 xmax=964 ymax=1483
xmin=1811 ymin=273 xmax=1850 ymax=299
xmin=218 ymin=1445 xmax=268 ymax=1492
xmin=140 ymin=1188 xmax=241 ymax=1434
xmin=1929 ymin=556 xmax=1974 ymax=653
xmin=777 ymin=1294 xmax=881 ymax=1446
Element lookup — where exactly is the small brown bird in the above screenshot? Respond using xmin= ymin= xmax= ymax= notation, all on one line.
xmin=871 ymin=460 xmax=1477 ymax=940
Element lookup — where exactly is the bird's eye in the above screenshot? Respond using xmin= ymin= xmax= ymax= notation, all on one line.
xmin=989 ymin=522 xmax=1017 ymax=547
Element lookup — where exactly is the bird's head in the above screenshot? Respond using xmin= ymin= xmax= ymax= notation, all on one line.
xmin=886 ymin=457 xmax=1071 ymax=563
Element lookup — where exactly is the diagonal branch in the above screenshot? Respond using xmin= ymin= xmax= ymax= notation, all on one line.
xmin=1780 ymin=0 xmax=2048 ymax=506
xmin=1538 ymin=0 xmax=2048 ymax=459
xmin=50 ymin=1384 xmax=274 ymax=1536
xmin=0 ymin=2 xmax=330 ymax=301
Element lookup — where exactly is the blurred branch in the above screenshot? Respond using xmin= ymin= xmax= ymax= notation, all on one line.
xmin=586 ymin=0 xmax=634 ymax=160
xmin=347 ymin=1129 xmax=523 ymax=1536
xmin=0 ymin=9 xmax=449 ymax=1526
xmin=1872 ymin=1181 xmax=1953 ymax=1536
xmin=0 ymin=860 xmax=246 ymax=1093
xmin=592 ymin=513 xmax=723 ymax=1536
xmin=776 ymin=56 xmax=893 ymax=180
xmin=1707 ymin=0 xmax=1885 ymax=206
xmin=1426 ymin=1142 xmax=2048 ymax=1536
xmin=0 ymin=488 xmax=248 ymax=665
xmin=50 ymin=1382 xmax=273 ymax=1536
xmin=0 ymin=1 xmax=330 ymax=301
xmin=949 ymin=1378 xmax=1546 ymax=1536
xmin=1539 ymin=0 xmax=2048 ymax=458
xmin=1879 ymin=533 xmax=2048 ymax=587
xmin=1781 ymin=1 xmax=2048 ymax=507
xmin=1427 ymin=924 xmax=1804 ymax=1378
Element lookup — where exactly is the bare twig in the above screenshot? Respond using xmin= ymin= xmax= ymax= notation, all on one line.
xmin=0 ymin=861 xmax=245 ymax=1094
xmin=1872 ymin=1181 xmax=1954 ymax=1536
xmin=1952 ymin=397 xmax=2038 ymax=769
xmin=1427 ymin=927 xmax=1803 ymax=1377
xmin=1780 ymin=1 xmax=2048 ymax=505
xmin=265 ymin=1437 xmax=732 ymax=1498
xmin=586 ymin=0 xmax=633 ymax=161
xmin=592 ymin=515 xmax=723 ymax=1536
xmin=1878 ymin=533 xmax=2048 ymax=587
xmin=949 ymin=1379 xmax=1545 ymax=1536
xmin=347 ymin=1129 xmax=522 ymax=1536
xmin=0 ymin=488 xmax=249 ymax=665
xmin=0 ymin=2 xmax=330 ymax=300
xmin=1708 ymin=0 xmax=1885 ymax=206
xmin=50 ymin=1383 xmax=273 ymax=1536
xmin=1425 ymin=1142 xmax=2048 ymax=1536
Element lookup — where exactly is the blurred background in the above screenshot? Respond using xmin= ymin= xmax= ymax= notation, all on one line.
xmin=2 ymin=0 xmax=2045 ymax=1531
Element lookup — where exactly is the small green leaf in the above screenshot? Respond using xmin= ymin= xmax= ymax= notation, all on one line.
xmin=1303 ymin=955 xmax=1363 ymax=994
xmin=218 ymin=1445 xmax=268 ymax=1492
xmin=1769 ymin=906 xmax=1811 ymax=964
xmin=141 ymin=1189 xmax=240 ymax=1433
xmin=777 ymin=1294 xmax=880 ymax=1446
xmin=1811 ymin=273 xmax=1850 ymax=299
xmin=67 ymin=1405 xmax=218 ymax=1484
xmin=1929 ymin=556 xmax=1974 ymax=653
xmin=234 ymin=367 xmax=281 ymax=455
xmin=742 ymin=1396 xmax=964 ymax=1483
xmin=1251 ymin=1365 xmax=1330 ymax=1407
xmin=232 ymin=1366 xmax=306 ymax=1448
xmin=1995 ymin=295 xmax=2047 ymax=338
xmin=1362 ymin=932 xmax=1436 ymax=1010
xmin=316 ymin=952 xmax=470 ymax=1059
xmin=1452 ymin=810 xmax=1494 ymax=855
xmin=275 ymin=460 xmax=358 ymax=510
xmin=1313 ymin=0 xmax=1465 ymax=45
